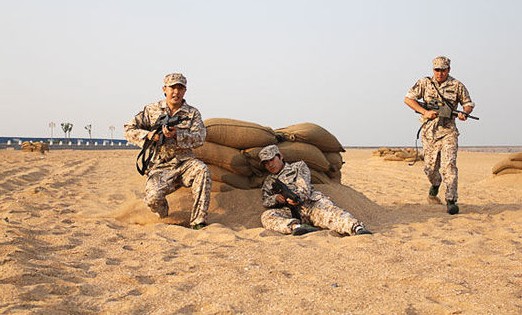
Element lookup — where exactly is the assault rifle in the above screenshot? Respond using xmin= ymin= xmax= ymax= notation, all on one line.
xmin=271 ymin=178 xmax=302 ymax=220
xmin=409 ymin=99 xmax=479 ymax=167
xmin=418 ymin=99 xmax=479 ymax=120
xmin=136 ymin=114 xmax=190 ymax=175
xmin=154 ymin=114 xmax=190 ymax=144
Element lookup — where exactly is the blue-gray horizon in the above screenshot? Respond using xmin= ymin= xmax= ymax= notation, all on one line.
xmin=1 ymin=1 xmax=521 ymax=147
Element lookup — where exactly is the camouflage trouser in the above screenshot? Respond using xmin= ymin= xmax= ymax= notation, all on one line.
xmin=422 ymin=131 xmax=459 ymax=201
xmin=261 ymin=197 xmax=363 ymax=235
xmin=144 ymin=158 xmax=211 ymax=225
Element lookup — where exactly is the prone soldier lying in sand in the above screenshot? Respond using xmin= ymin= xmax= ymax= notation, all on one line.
xmin=258 ymin=144 xmax=372 ymax=236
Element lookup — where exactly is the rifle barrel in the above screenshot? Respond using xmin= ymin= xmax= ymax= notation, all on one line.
xmin=455 ymin=111 xmax=479 ymax=120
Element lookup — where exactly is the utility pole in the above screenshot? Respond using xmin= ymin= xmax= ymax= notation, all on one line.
xmin=49 ymin=121 xmax=56 ymax=139
xmin=109 ymin=125 xmax=115 ymax=140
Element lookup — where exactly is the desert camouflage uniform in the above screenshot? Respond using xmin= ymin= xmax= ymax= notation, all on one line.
xmin=406 ymin=75 xmax=474 ymax=201
xmin=261 ymin=161 xmax=365 ymax=235
xmin=124 ymin=100 xmax=211 ymax=225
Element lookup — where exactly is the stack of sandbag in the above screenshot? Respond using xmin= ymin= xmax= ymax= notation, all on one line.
xmin=193 ymin=118 xmax=277 ymax=192
xmin=21 ymin=141 xmax=49 ymax=153
xmin=21 ymin=141 xmax=34 ymax=152
xmin=274 ymin=123 xmax=345 ymax=182
xmin=372 ymin=147 xmax=423 ymax=162
xmin=491 ymin=152 xmax=522 ymax=175
xmin=193 ymin=119 xmax=345 ymax=191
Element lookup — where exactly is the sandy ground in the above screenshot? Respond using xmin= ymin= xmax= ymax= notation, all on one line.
xmin=0 ymin=149 xmax=521 ymax=315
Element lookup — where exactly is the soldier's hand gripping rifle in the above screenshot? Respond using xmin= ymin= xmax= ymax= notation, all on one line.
xmin=418 ymin=99 xmax=479 ymax=120
xmin=271 ymin=178 xmax=303 ymax=220
xmin=136 ymin=114 xmax=190 ymax=175
xmin=409 ymin=99 xmax=479 ymax=167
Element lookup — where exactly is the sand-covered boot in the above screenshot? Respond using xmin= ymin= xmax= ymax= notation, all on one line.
xmin=191 ymin=222 xmax=208 ymax=230
xmin=427 ymin=185 xmax=442 ymax=204
xmin=446 ymin=200 xmax=459 ymax=215
xmin=353 ymin=224 xmax=373 ymax=235
xmin=292 ymin=224 xmax=319 ymax=236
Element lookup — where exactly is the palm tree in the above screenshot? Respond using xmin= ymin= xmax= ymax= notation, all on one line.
xmin=85 ymin=124 xmax=92 ymax=139
xmin=61 ymin=123 xmax=73 ymax=139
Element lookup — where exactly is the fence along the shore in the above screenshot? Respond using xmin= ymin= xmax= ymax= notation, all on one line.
xmin=4 ymin=138 xmax=136 ymax=149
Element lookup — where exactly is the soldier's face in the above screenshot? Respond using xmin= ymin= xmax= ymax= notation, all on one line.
xmin=163 ymin=84 xmax=186 ymax=107
xmin=433 ymin=68 xmax=449 ymax=83
xmin=263 ymin=155 xmax=284 ymax=174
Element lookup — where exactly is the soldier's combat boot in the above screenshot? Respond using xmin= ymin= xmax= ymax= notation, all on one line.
xmin=353 ymin=225 xmax=373 ymax=235
xmin=191 ymin=222 xmax=208 ymax=230
xmin=292 ymin=224 xmax=319 ymax=236
xmin=427 ymin=185 xmax=442 ymax=204
xmin=153 ymin=208 xmax=168 ymax=219
xmin=429 ymin=185 xmax=440 ymax=197
xmin=446 ymin=200 xmax=459 ymax=215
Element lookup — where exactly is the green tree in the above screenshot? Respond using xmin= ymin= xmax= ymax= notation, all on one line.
xmin=61 ymin=123 xmax=73 ymax=139
xmin=85 ymin=124 xmax=92 ymax=139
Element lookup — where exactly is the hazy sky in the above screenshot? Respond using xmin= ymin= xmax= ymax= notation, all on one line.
xmin=1 ymin=0 xmax=521 ymax=146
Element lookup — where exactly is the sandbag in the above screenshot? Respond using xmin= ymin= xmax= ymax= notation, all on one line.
xmin=325 ymin=152 xmax=343 ymax=172
xmin=394 ymin=150 xmax=415 ymax=160
xmin=21 ymin=141 xmax=34 ymax=152
xmin=375 ymin=147 xmax=423 ymax=162
xmin=34 ymin=142 xmax=49 ymax=153
xmin=495 ymin=168 xmax=522 ymax=176
xmin=278 ymin=142 xmax=331 ymax=172
xmin=492 ymin=159 xmax=522 ymax=175
xmin=384 ymin=155 xmax=406 ymax=161
xmin=249 ymin=174 xmax=268 ymax=189
xmin=21 ymin=141 xmax=49 ymax=153
xmin=242 ymin=147 xmax=266 ymax=175
xmin=204 ymin=118 xmax=277 ymax=150
xmin=323 ymin=152 xmax=343 ymax=182
xmin=242 ymin=147 xmax=263 ymax=160
xmin=194 ymin=142 xmax=252 ymax=177
xmin=208 ymin=164 xmax=251 ymax=190
xmin=244 ymin=142 xmax=330 ymax=172
xmin=310 ymin=170 xmax=332 ymax=184
xmin=373 ymin=147 xmax=392 ymax=156
xmin=244 ymin=144 xmax=334 ymax=183
xmin=508 ymin=152 xmax=522 ymax=161
xmin=275 ymin=122 xmax=345 ymax=152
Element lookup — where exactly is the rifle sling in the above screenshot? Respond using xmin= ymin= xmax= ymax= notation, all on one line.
xmin=410 ymin=78 xmax=462 ymax=167
xmin=136 ymin=137 xmax=157 ymax=176
xmin=409 ymin=120 xmax=428 ymax=167
xmin=135 ymin=114 xmax=168 ymax=176
xmin=426 ymin=77 xmax=456 ymax=111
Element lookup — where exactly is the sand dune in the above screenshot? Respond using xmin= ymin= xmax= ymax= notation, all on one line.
xmin=1 ymin=149 xmax=521 ymax=314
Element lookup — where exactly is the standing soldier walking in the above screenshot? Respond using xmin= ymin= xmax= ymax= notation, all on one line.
xmin=124 ymin=73 xmax=211 ymax=229
xmin=404 ymin=56 xmax=476 ymax=215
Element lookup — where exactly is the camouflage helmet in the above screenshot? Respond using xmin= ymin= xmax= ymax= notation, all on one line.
xmin=164 ymin=73 xmax=187 ymax=87
xmin=258 ymin=144 xmax=281 ymax=162
xmin=432 ymin=56 xmax=451 ymax=70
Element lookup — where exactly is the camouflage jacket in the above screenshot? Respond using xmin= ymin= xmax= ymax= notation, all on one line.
xmin=124 ymin=99 xmax=206 ymax=166
xmin=262 ymin=161 xmax=323 ymax=208
xmin=406 ymin=75 xmax=475 ymax=139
